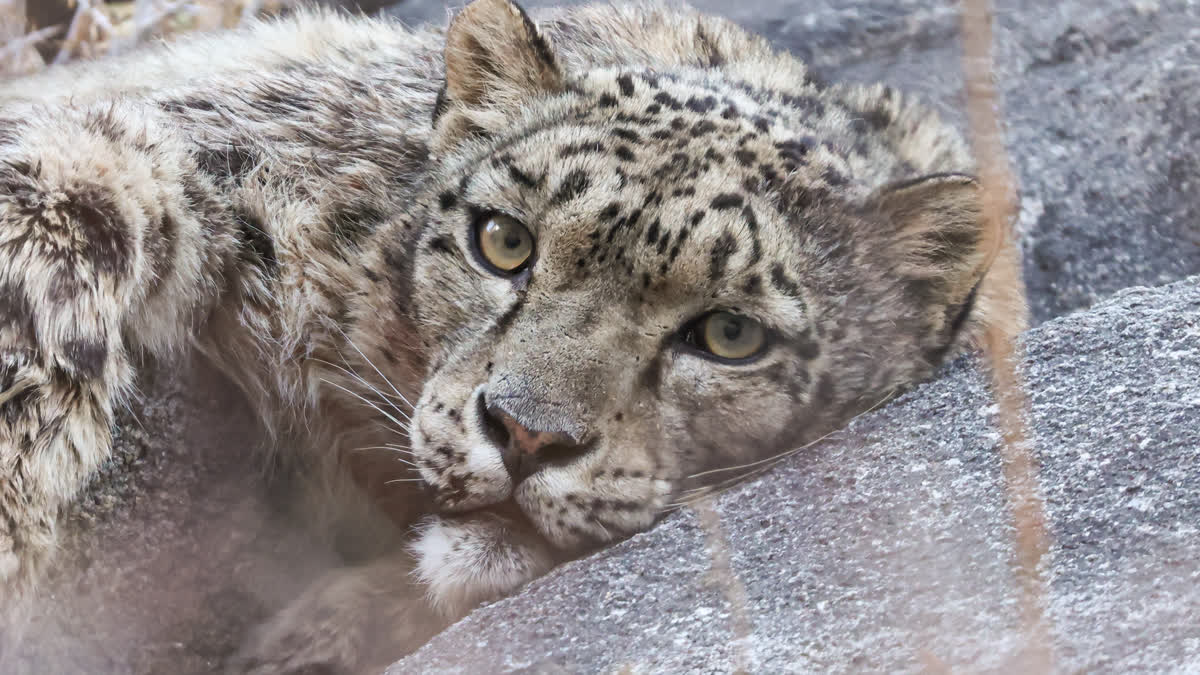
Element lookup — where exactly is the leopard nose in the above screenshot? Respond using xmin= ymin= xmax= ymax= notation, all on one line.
xmin=481 ymin=397 xmax=590 ymax=482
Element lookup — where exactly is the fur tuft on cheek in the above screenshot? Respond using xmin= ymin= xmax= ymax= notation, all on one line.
xmin=409 ymin=512 xmax=557 ymax=618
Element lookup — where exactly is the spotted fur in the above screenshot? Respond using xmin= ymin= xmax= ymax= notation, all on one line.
xmin=0 ymin=1 xmax=1024 ymax=671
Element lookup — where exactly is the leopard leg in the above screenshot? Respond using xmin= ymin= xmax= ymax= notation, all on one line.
xmin=231 ymin=511 xmax=558 ymax=674
xmin=0 ymin=102 xmax=240 ymax=608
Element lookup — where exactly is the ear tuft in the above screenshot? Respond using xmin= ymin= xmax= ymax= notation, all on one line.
xmin=442 ymin=0 xmax=563 ymax=113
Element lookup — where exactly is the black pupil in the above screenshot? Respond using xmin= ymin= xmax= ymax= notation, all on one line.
xmin=503 ymin=231 xmax=522 ymax=250
xmin=722 ymin=318 xmax=743 ymax=342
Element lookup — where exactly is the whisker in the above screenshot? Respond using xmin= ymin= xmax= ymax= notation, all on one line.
xmin=330 ymin=323 xmax=417 ymax=410
xmin=320 ymin=377 xmax=413 ymax=435
xmin=686 ymin=389 xmax=896 ymax=482
xmin=369 ymin=419 xmax=413 ymax=440
xmin=663 ymin=390 xmax=900 ymax=513
xmin=313 ymin=357 xmax=412 ymax=422
xmin=350 ymin=446 xmax=419 ymax=466
xmin=591 ymin=517 xmax=611 ymax=540
xmin=385 ymin=478 xmax=428 ymax=484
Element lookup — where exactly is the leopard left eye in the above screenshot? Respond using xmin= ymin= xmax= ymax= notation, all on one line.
xmin=681 ymin=311 xmax=768 ymax=362
xmin=474 ymin=213 xmax=534 ymax=275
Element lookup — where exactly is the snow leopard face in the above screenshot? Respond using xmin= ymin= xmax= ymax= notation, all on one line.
xmin=364 ymin=0 xmax=990 ymax=589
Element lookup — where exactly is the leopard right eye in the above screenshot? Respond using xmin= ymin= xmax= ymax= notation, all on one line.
xmin=680 ymin=311 xmax=769 ymax=362
xmin=474 ymin=213 xmax=535 ymax=275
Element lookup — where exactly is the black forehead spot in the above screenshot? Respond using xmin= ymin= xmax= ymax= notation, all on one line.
xmin=598 ymin=94 xmax=618 ymax=108
xmin=654 ymin=92 xmax=684 ymax=111
xmin=438 ymin=191 xmax=457 ymax=211
xmin=742 ymin=205 xmax=763 ymax=264
xmin=508 ymin=164 xmax=542 ymax=189
xmin=612 ymin=128 xmax=640 ymax=142
xmin=710 ymin=193 xmax=744 ymax=210
xmin=559 ymin=140 xmax=605 ymax=158
xmin=615 ymin=145 xmax=636 ymax=162
xmin=616 ymin=73 xmax=636 ymax=97
xmin=690 ymin=120 xmax=718 ymax=137
xmin=776 ymin=138 xmax=813 ymax=165
xmin=685 ymin=95 xmax=717 ymax=113
xmin=770 ymin=263 xmax=802 ymax=298
xmin=598 ymin=201 xmax=622 ymax=221
xmin=645 ymin=218 xmax=661 ymax=245
xmin=708 ymin=232 xmax=738 ymax=280
xmin=550 ymin=169 xmax=591 ymax=206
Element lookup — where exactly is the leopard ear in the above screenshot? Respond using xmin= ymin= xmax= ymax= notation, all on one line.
xmin=873 ymin=173 xmax=988 ymax=296
xmin=433 ymin=0 xmax=564 ymax=148
xmin=870 ymin=173 xmax=992 ymax=343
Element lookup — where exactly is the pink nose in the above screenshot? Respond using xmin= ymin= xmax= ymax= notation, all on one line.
xmin=482 ymin=399 xmax=589 ymax=482
xmin=488 ymin=404 xmax=572 ymax=456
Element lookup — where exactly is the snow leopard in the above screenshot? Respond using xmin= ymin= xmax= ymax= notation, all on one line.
xmin=0 ymin=0 xmax=1025 ymax=671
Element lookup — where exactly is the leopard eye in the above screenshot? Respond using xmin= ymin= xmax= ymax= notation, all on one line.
xmin=688 ymin=311 xmax=768 ymax=361
xmin=475 ymin=214 xmax=534 ymax=274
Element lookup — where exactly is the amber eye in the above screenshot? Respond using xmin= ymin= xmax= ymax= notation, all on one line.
xmin=687 ymin=311 xmax=768 ymax=361
xmin=475 ymin=214 xmax=534 ymax=274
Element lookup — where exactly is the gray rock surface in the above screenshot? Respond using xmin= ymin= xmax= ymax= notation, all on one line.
xmin=393 ymin=276 xmax=1200 ymax=673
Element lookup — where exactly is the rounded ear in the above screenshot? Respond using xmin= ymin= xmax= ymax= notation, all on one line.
xmin=869 ymin=173 xmax=993 ymax=350
xmin=871 ymin=172 xmax=988 ymax=298
xmin=433 ymin=0 xmax=564 ymax=149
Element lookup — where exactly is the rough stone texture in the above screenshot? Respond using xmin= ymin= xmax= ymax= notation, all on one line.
xmin=7 ymin=1 xmax=1200 ymax=673
xmin=393 ymin=277 xmax=1200 ymax=673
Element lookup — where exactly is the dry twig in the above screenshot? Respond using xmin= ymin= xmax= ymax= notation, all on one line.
xmin=961 ymin=0 xmax=1054 ymax=670
xmin=694 ymin=499 xmax=753 ymax=675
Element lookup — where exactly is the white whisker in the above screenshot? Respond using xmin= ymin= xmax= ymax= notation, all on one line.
xmin=313 ymin=356 xmax=412 ymax=422
xmin=320 ymin=377 xmax=413 ymax=435
xmin=686 ymin=390 xmax=896 ymax=482
xmin=350 ymin=446 xmax=419 ymax=466
xmin=664 ymin=390 xmax=900 ymax=513
xmin=330 ymin=323 xmax=416 ymax=410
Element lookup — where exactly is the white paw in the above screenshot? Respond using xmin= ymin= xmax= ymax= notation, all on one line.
xmin=410 ymin=511 xmax=556 ymax=618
